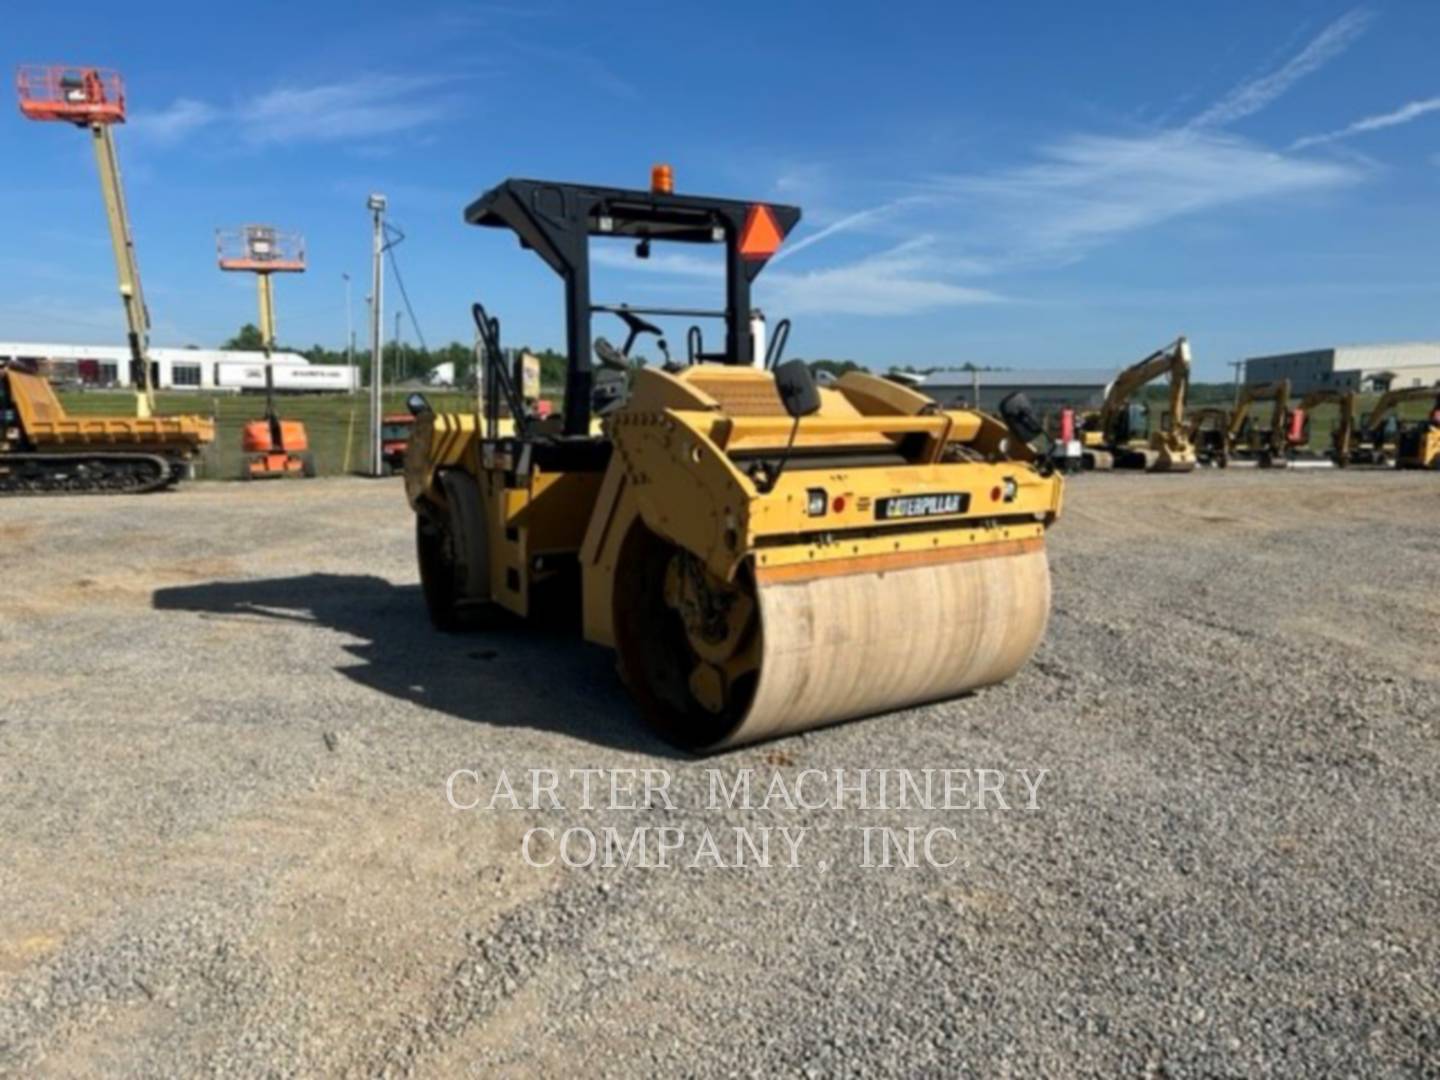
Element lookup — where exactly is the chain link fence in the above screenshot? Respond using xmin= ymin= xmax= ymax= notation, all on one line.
xmin=58 ymin=390 xmax=480 ymax=480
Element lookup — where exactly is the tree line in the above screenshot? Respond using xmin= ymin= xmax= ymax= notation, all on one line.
xmin=219 ymin=326 xmax=1237 ymax=402
xmin=221 ymin=324 xmax=569 ymax=388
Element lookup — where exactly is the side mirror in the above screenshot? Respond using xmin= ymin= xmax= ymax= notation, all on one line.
xmin=998 ymin=391 xmax=1044 ymax=444
xmin=407 ymin=392 xmax=433 ymax=416
xmin=774 ymin=359 xmax=821 ymax=419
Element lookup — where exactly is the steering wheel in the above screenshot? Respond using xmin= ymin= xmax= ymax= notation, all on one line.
xmin=594 ymin=337 xmax=629 ymax=371
xmin=612 ymin=308 xmax=670 ymax=365
xmin=615 ymin=308 xmax=662 ymax=344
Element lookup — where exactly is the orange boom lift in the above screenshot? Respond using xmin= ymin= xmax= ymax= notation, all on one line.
xmin=18 ymin=65 xmax=157 ymax=418
xmin=8 ymin=65 xmax=215 ymax=495
xmin=217 ymin=225 xmax=315 ymax=479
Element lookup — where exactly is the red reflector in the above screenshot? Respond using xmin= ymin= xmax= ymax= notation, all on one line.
xmin=990 ymin=486 xmax=1002 ymax=502
xmin=832 ymin=495 xmax=846 ymax=513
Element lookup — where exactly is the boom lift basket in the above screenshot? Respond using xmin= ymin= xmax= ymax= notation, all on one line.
xmin=216 ymin=226 xmax=307 ymax=274
xmin=16 ymin=66 xmax=125 ymax=124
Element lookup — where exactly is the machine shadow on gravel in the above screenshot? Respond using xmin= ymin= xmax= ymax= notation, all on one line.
xmin=152 ymin=573 xmax=683 ymax=757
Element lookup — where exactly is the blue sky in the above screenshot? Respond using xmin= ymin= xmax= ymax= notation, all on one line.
xmin=6 ymin=1 xmax=1440 ymax=378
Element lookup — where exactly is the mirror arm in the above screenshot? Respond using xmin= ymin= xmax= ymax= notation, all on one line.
xmin=764 ymin=318 xmax=791 ymax=370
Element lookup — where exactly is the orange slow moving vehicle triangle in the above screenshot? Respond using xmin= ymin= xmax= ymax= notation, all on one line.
xmin=739 ymin=203 xmax=784 ymax=260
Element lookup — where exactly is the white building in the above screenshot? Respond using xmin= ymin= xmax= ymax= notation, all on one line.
xmin=1244 ymin=342 xmax=1440 ymax=395
xmin=0 ymin=341 xmax=360 ymax=393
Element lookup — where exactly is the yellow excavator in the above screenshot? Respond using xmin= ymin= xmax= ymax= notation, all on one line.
xmin=1223 ymin=379 xmax=1303 ymax=467
xmin=1352 ymin=385 xmax=1440 ymax=468
xmin=1294 ymin=388 xmax=1356 ymax=467
xmin=1186 ymin=406 xmax=1231 ymax=467
xmin=1078 ymin=336 xmax=1195 ymax=471
xmin=403 ymin=169 xmax=1064 ymax=751
xmin=1185 ymin=381 xmax=1294 ymax=467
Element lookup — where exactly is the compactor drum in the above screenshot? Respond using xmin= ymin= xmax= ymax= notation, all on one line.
xmin=405 ymin=172 xmax=1063 ymax=750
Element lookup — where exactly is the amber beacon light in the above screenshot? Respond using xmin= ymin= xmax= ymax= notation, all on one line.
xmin=650 ymin=163 xmax=674 ymax=194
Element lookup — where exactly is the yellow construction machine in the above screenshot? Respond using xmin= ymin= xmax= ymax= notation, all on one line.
xmin=403 ymin=170 xmax=1065 ymax=751
xmin=1078 ymin=336 xmax=1195 ymax=471
xmin=1294 ymin=388 xmax=1356 ymax=467
xmin=8 ymin=64 xmax=214 ymax=494
xmin=1186 ymin=406 xmax=1231 ymax=467
xmin=1 ymin=363 xmax=213 ymax=494
xmin=1352 ymin=385 xmax=1440 ymax=469
xmin=1221 ymin=379 xmax=1303 ymax=467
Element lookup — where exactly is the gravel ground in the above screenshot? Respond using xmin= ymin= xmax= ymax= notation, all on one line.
xmin=1 ymin=470 xmax=1437 ymax=1078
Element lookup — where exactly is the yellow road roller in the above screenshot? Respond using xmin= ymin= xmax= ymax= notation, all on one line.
xmin=404 ymin=171 xmax=1064 ymax=751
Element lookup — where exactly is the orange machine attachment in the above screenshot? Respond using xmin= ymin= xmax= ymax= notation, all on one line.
xmin=1285 ymin=408 xmax=1307 ymax=447
xmin=241 ymin=414 xmax=313 ymax=479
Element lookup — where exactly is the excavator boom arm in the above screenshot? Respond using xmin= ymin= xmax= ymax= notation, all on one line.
xmin=1361 ymin=386 xmax=1440 ymax=432
xmin=1097 ymin=336 xmax=1191 ymax=439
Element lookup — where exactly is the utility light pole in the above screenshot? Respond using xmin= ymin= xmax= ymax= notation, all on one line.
xmin=342 ymin=271 xmax=354 ymax=370
xmin=367 ymin=193 xmax=387 ymax=477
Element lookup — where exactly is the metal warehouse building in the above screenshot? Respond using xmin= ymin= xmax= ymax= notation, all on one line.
xmin=1244 ymin=342 xmax=1440 ymax=395
xmin=917 ymin=368 xmax=1118 ymax=414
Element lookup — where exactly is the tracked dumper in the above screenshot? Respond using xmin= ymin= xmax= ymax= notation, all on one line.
xmin=1 ymin=366 xmax=214 ymax=495
xmin=405 ymin=171 xmax=1064 ymax=751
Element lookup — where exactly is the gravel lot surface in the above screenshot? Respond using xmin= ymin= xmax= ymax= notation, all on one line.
xmin=1 ymin=471 xmax=1437 ymax=1078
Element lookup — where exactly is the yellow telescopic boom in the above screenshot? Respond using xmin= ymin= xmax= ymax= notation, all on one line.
xmin=17 ymin=66 xmax=155 ymax=417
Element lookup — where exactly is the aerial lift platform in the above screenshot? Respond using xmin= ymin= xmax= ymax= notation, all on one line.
xmin=7 ymin=66 xmax=213 ymax=495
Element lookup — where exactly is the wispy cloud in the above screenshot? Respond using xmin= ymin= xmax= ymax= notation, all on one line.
xmin=740 ymin=14 xmax=1372 ymax=312
xmin=645 ymin=131 xmax=1357 ymax=320
xmin=129 ymin=98 xmax=221 ymax=144
xmin=127 ymin=74 xmax=454 ymax=148
xmin=237 ymin=75 xmax=450 ymax=143
xmin=770 ymin=198 xmax=925 ymax=263
xmin=595 ymin=128 xmax=1358 ymax=316
xmin=1189 ymin=7 xmax=1374 ymax=128
xmin=926 ymin=128 xmax=1360 ymax=266
xmin=763 ymin=239 xmax=1005 ymax=316
xmin=578 ymin=11 xmax=1373 ymax=321
xmin=591 ymin=237 xmax=999 ymax=316
xmin=1291 ymin=96 xmax=1440 ymax=149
